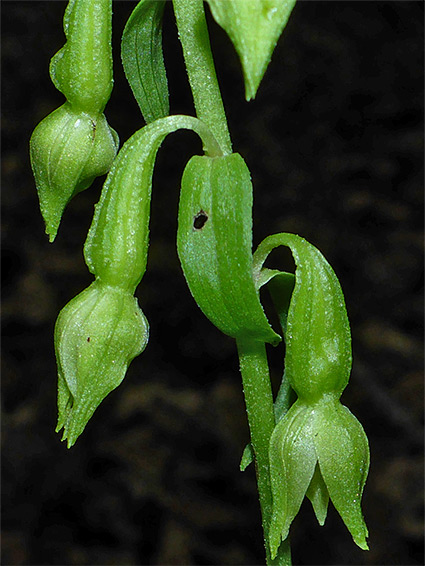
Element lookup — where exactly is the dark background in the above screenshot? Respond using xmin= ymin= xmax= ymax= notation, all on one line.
xmin=2 ymin=1 xmax=423 ymax=565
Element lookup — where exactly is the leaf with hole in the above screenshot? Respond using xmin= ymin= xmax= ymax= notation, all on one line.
xmin=177 ymin=153 xmax=280 ymax=344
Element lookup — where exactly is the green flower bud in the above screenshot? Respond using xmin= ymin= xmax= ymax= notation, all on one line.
xmin=30 ymin=103 xmax=119 ymax=241
xmin=207 ymin=0 xmax=296 ymax=100
xmin=269 ymin=397 xmax=369 ymax=557
xmin=55 ymin=280 xmax=149 ymax=447
xmin=30 ymin=0 xmax=118 ymax=240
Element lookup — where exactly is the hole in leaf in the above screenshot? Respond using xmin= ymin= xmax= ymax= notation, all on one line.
xmin=193 ymin=210 xmax=208 ymax=230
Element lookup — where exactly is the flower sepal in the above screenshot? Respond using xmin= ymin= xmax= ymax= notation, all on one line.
xmin=268 ymin=396 xmax=369 ymax=558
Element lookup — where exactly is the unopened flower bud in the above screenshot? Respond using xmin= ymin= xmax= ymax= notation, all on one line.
xmin=55 ymin=280 xmax=149 ymax=447
xmin=30 ymin=103 xmax=119 ymax=241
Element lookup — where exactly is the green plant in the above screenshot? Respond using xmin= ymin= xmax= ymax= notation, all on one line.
xmin=30 ymin=1 xmax=369 ymax=564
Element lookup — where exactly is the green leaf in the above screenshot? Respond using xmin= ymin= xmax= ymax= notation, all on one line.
xmin=177 ymin=153 xmax=280 ymax=344
xmin=50 ymin=0 xmax=113 ymax=114
xmin=207 ymin=0 xmax=296 ymax=100
xmin=253 ymin=233 xmax=352 ymax=402
xmin=240 ymin=442 xmax=254 ymax=471
xmin=121 ymin=0 xmax=169 ymax=123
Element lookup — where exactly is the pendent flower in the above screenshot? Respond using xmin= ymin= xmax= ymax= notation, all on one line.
xmin=55 ymin=280 xmax=149 ymax=448
xmin=252 ymin=233 xmax=370 ymax=558
xmin=268 ymin=396 xmax=369 ymax=557
xmin=30 ymin=0 xmax=118 ymax=241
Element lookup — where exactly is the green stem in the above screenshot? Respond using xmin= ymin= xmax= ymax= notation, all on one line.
xmin=237 ymin=338 xmax=291 ymax=566
xmin=172 ymin=0 xmax=232 ymax=155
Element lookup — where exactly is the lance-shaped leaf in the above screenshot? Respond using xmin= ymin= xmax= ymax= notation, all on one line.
xmin=50 ymin=0 xmax=113 ymax=114
xmin=55 ymin=280 xmax=149 ymax=448
xmin=207 ymin=0 xmax=296 ymax=100
xmin=121 ymin=0 xmax=169 ymax=123
xmin=177 ymin=153 xmax=280 ymax=344
xmin=30 ymin=102 xmax=119 ymax=241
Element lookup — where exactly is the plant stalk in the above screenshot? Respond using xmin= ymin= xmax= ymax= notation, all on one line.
xmin=172 ymin=0 xmax=232 ymax=155
xmin=237 ymin=338 xmax=291 ymax=566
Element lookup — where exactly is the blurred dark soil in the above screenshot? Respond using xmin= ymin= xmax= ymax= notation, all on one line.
xmin=1 ymin=1 xmax=424 ymax=565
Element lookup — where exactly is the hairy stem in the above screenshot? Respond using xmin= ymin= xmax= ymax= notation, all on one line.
xmin=172 ymin=0 xmax=232 ymax=155
xmin=237 ymin=338 xmax=291 ymax=565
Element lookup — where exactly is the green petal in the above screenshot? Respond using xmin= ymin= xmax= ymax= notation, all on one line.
xmin=313 ymin=399 xmax=370 ymax=550
xmin=30 ymin=104 xmax=93 ymax=240
xmin=269 ymin=401 xmax=317 ymax=558
xmin=56 ymin=371 xmax=73 ymax=434
xmin=76 ymin=113 xmax=119 ymax=192
xmin=306 ymin=463 xmax=329 ymax=526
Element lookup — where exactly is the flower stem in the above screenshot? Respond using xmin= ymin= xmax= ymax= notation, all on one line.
xmin=172 ymin=0 xmax=232 ymax=155
xmin=237 ymin=338 xmax=291 ymax=565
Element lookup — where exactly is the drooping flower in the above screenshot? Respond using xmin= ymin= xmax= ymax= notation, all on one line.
xmin=269 ymin=396 xmax=369 ymax=558
xmin=55 ymin=280 xmax=149 ymax=447
xmin=252 ymin=233 xmax=370 ymax=557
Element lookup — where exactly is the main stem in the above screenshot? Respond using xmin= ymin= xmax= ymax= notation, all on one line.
xmin=173 ymin=1 xmax=289 ymax=561
xmin=237 ymin=338 xmax=291 ymax=566
xmin=172 ymin=0 xmax=232 ymax=155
